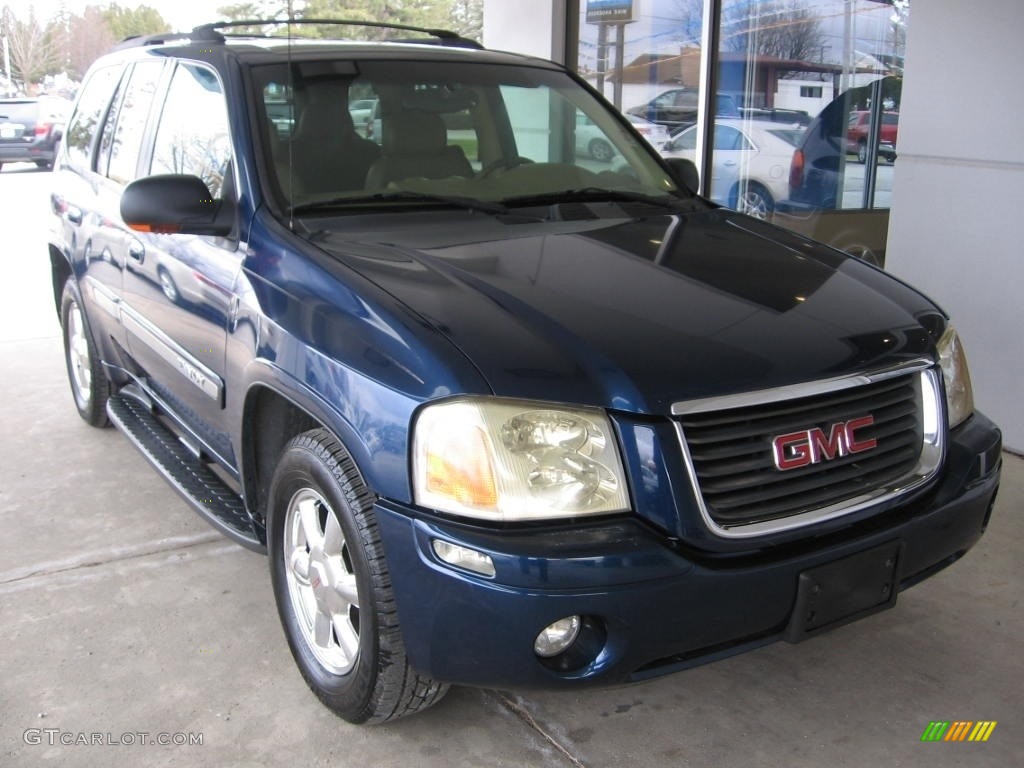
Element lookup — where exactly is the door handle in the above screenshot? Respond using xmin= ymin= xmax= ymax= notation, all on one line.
xmin=127 ymin=239 xmax=145 ymax=263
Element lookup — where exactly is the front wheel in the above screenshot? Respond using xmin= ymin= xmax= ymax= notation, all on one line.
xmin=857 ymin=140 xmax=868 ymax=164
xmin=60 ymin=278 xmax=110 ymax=427
xmin=588 ymin=138 xmax=614 ymax=162
xmin=733 ymin=181 xmax=774 ymax=220
xmin=267 ymin=429 xmax=448 ymax=724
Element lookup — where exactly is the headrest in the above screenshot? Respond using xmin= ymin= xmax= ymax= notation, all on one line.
xmin=382 ymin=111 xmax=447 ymax=156
xmin=296 ymin=98 xmax=355 ymax=143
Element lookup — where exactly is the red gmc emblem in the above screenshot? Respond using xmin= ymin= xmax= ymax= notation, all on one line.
xmin=771 ymin=416 xmax=877 ymax=471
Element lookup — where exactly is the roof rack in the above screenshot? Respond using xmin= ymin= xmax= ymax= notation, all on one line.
xmin=112 ymin=31 xmax=193 ymax=50
xmin=189 ymin=18 xmax=483 ymax=49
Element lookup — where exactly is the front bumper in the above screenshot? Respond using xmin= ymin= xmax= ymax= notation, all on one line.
xmin=376 ymin=412 xmax=1001 ymax=689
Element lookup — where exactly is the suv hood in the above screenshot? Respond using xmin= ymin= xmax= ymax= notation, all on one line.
xmin=309 ymin=205 xmax=940 ymax=415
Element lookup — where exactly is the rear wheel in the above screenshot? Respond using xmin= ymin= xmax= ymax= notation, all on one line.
xmin=60 ymin=278 xmax=110 ymax=427
xmin=857 ymin=140 xmax=868 ymax=164
xmin=267 ymin=429 xmax=448 ymax=724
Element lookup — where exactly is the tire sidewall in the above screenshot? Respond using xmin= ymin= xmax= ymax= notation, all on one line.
xmin=60 ymin=277 xmax=109 ymax=426
xmin=267 ymin=438 xmax=380 ymax=721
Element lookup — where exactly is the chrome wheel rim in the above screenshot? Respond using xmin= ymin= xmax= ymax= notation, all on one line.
xmin=67 ymin=302 xmax=93 ymax=405
xmin=738 ymin=189 xmax=769 ymax=219
xmin=159 ymin=271 xmax=178 ymax=302
xmin=283 ymin=488 xmax=361 ymax=675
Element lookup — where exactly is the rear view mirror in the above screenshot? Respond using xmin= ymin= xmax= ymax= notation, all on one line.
xmin=121 ymin=174 xmax=233 ymax=236
xmin=664 ymin=157 xmax=699 ymax=195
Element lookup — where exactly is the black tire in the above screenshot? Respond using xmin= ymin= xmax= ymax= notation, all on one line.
xmin=267 ymin=428 xmax=448 ymax=724
xmin=60 ymin=277 xmax=111 ymax=427
xmin=589 ymin=138 xmax=614 ymax=162
xmin=857 ymin=140 xmax=867 ymax=164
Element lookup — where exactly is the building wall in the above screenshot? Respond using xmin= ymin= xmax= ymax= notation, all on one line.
xmin=482 ymin=0 xmax=566 ymax=62
xmin=885 ymin=0 xmax=1024 ymax=451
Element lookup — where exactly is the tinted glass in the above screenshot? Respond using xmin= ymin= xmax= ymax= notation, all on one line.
xmin=251 ymin=61 xmax=678 ymax=209
xmin=64 ymin=65 xmax=123 ymax=173
xmin=106 ymin=62 xmax=163 ymax=185
xmin=151 ymin=63 xmax=232 ymax=198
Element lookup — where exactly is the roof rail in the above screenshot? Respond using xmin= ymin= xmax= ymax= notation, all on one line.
xmin=189 ymin=18 xmax=483 ymax=49
xmin=112 ymin=31 xmax=194 ymax=50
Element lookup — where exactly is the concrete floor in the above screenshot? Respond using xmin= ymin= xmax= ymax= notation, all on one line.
xmin=1 ymin=164 xmax=1021 ymax=767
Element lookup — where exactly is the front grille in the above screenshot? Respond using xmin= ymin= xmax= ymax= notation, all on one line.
xmin=674 ymin=366 xmax=942 ymax=535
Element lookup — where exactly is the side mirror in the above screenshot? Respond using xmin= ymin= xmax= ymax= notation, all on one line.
xmin=664 ymin=157 xmax=700 ymax=195
xmin=121 ymin=174 xmax=233 ymax=236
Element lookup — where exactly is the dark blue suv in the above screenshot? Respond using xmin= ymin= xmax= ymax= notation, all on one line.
xmin=48 ymin=21 xmax=1002 ymax=724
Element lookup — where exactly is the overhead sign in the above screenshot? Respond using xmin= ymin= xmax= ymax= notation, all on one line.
xmin=586 ymin=0 xmax=635 ymax=24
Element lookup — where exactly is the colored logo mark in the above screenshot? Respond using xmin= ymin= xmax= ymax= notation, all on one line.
xmin=921 ymin=721 xmax=997 ymax=742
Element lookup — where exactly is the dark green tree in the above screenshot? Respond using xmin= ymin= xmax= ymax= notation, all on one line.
xmin=103 ymin=4 xmax=170 ymax=42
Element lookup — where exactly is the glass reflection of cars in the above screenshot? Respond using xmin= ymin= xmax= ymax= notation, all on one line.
xmin=661 ymin=118 xmax=805 ymax=219
xmin=571 ymin=112 xmax=668 ymax=162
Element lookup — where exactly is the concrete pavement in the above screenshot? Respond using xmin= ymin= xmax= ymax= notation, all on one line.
xmin=1 ymin=163 xmax=1020 ymax=767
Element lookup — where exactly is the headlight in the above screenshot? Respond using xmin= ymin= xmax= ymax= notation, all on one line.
xmin=412 ymin=398 xmax=631 ymax=522
xmin=937 ymin=325 xmax=975 ymax=429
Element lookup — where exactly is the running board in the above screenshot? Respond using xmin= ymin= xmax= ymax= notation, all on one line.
xmin=107 ymin=391 xmax=264 ymax=552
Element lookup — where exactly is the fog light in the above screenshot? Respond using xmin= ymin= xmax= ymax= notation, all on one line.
xmin=431 ymin=539 xmax=495 ymax=577
xmin=534 ymin=616 xmax=581 ymax=658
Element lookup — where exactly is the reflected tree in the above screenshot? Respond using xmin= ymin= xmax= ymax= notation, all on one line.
xmin=722 ymin=0 xmax=825 ymax=61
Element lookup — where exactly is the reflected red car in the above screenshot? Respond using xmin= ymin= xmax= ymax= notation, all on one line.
xmin=846 ymin=110 xmax=898 ymax=163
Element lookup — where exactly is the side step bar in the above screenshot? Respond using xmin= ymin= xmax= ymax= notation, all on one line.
xmin=107 ymin=391 xmax=265 ymax=552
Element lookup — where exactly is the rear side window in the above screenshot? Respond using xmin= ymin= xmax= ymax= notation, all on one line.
xmin=150 ymin=63 xmax=233 ymax=199
xmin=104 ymin=61 xmax=164 ymax=185
xmin=64 ymin=65 xmax=124 ymax=173
xmin=0 ymin=101 xmax=37 ymax=123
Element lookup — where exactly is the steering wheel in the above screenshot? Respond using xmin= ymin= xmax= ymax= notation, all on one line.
xmin=478 ymin=156 xmax=534 ymax=178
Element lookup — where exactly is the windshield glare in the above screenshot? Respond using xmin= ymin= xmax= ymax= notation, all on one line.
xmin=254 ymin=60 xmax=680 ymax=211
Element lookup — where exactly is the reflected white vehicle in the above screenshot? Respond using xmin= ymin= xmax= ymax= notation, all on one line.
xmin=347 ymin=98 xmax=377 ymax=129
xmin=661 ymin=118 xmax=804 ymax=219
xmin=576 ymin=113 xmax=669 ymax=161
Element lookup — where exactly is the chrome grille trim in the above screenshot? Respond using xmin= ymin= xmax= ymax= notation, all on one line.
xmin=673 ymin=360 xmax=945 ymax=539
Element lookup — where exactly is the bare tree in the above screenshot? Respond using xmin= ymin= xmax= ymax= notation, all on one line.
xmin=672 ymin=0 xmax=704 ymax=46
xmin=2 ymin=6 xmax=59 ymax=87
xmin=722 ymin=0 xmax=824 ymax=62
xmin=63 ymin=7 xmax=116 ymax=80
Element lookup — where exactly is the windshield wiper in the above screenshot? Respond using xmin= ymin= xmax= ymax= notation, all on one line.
xmin=501 ymin=187 xmax=687 ymax=209
xmin=291 ymin=190 xmax=511 ymax=217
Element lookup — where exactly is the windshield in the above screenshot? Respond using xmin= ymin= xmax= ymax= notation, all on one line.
xmin=252 ymin=59 xmax=681 ymax=213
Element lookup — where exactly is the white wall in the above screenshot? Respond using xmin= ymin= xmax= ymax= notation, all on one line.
xmin=885 ymin=1 xmax=1024 ymax=451
xmin=483 ymin=0 xmax=566 ymax=62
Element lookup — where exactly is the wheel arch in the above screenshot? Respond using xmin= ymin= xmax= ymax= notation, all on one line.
xmin=239 ymin=372 xmax=408 ymax=540
xmin=49 ymin=244 xmax=73 ymax=318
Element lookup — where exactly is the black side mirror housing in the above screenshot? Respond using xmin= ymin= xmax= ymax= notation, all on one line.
xmin=121 ymin=174 xmax=233 ymax=236
xmin=664 ymin=157 xmax=700 ymax=195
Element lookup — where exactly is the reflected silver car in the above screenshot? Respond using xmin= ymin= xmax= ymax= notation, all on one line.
xmin=661 ymin=118 xmax=804 ymax=218
xmin=575 ymin=113 xmax=669 ymax=161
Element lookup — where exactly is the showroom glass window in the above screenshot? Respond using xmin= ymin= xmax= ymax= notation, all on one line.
xmin=573 ymin=0 xmax=908 ymax=267
xmin=575 ymin=0 xmax=707 ymax=129
xmin=713 ymin=0 xmax=906 ymax=266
